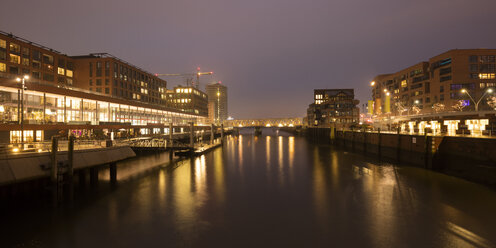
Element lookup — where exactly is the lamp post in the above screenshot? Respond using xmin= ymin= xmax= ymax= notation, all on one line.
xmin=216 ymin=90 xmax=220 ymax=125
xmin=16 ymin=75 xmax=29 ymax=148
xmin=461 ymin=88 xmax=493 ymax=112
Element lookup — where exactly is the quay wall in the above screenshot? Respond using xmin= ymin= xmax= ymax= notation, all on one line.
xmin=306 ymin=127 xmax=496 ymax=187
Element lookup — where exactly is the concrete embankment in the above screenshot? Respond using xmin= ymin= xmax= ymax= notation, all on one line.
xmin=0 ymin=146 xmax=135 ymax=186
xmin=306 ymin=127 xmax=496 ymax=187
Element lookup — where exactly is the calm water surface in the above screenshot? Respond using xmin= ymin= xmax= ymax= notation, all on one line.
xmin=3 ymin=130 xmax=496 ymax=247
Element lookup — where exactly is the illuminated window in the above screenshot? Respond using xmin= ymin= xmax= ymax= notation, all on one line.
xmin=9 ymin=54 xmax=20 ymax=64
xmin=0 ymin=63 xmax=5 ymax=72
xmin=58 ymin=67 xmax=65 ymax=75
xmin=479 ymin=73 xmax=496 ymax=79
xmin=21 ymin=58 xmax=29 ymax=66
xmin=401 ymin=80 xmax=407 ymax=88
xmin=0 ymin=39 xmax=5 ymax=49
xmin=66 ymin=70 xmax=73 ymax=77
xmin=9 ymin=43 xmax=20 ymax=53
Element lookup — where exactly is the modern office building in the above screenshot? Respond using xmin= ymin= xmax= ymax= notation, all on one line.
xmin=71 ymin=53 xmax=167 ymax=105
xmin=0 ymin=31 xmax=205 ymax=144
xmin=166 ymin=86 xmax=208 ymax=116
xmin=306 ymin=89 xmax=359 ymax=127
xmin=370 ymin=49 xmax=496 ymax=116
xmin=206 ymin=82 xmax=227 ymax=124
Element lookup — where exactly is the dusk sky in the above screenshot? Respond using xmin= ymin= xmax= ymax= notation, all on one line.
xmin=2 ymin=0 xmax=496 ymax=119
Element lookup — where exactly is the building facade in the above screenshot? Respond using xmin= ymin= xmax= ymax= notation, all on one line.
xmin=371 ymin=49 xmax=496 ymax=116
xmin=0 ymin=31 xmax=206 ymax=144
xmin=166 ymin=86 xmax=208 ymax=116
xmin=206 ymin=82 xmax=227 ymax=124
xmin=0 ymin=31 xmax=75 ymax=88
xmin=306 ymin=89 xmax=359 ymax=127
xmin=72 ymin=53 xmax=167 ymax=105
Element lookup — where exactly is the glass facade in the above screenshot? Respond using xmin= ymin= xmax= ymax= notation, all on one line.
xmin=0 ymin=86 xmax=203 ymax=125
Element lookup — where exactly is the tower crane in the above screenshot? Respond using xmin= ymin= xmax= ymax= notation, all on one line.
xmin=155 ymin=67 xmax=213 ymax=89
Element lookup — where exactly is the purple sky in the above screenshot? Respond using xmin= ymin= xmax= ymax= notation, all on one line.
xmin=2 ymin=0 xmax=496 ymax=119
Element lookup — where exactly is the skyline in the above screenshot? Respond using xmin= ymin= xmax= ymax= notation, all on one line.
xmin=2 ymin=0 xmax=496 ymax=118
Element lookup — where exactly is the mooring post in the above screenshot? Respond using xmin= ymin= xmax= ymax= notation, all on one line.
xmin=169 ymin=123 xmax=173 ymax=147
xmin=50 ymin=136 xmax=58 ymax=206
xmin=330 ymin=125 xmax=335 ymax=145
xmin=210 ymin=124 xmax=215 ymax=144
xmin=90 ymin=167 xmax=98 ymax=187
xmin=351 ymin=127 xmax=355 ymax=151
xmin=68 ymin=135 xmax=75 ymax=202
xmin=221 ymin=124 xmax=225 ymax=144
xmin=396 ymin=127 xmax=401 ymax=162
xmin=378 ymin=128 xmax=382 ymax=157
xmin=424 ymin=127 xmax=429 ymax=169
xmin=109 ymin=162 xmax=117 ymax=185
xmin=190 ymin=122 xmax=194 ymax=148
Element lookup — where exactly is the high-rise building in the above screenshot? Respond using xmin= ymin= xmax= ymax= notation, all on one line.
xmin=206 ymin=82 xmax=227 ymax=124
xmin=370 ymin=49 xmax=496 ymax=116
xmin=306 ymin=89 xmax=359 ymax=127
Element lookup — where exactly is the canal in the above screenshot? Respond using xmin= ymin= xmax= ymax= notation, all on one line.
xmin=3 ymin=129 xmax=496 ymax=247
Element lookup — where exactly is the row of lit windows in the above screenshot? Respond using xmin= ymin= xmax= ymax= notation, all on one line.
xmin=1 ymin=38 xmax=74 ymax=79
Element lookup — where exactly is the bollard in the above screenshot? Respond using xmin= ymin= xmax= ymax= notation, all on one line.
xmin=50 ymin=136 xmax=58 ymax=206
xmin=210 ymin=124 xmax=215 ymax=144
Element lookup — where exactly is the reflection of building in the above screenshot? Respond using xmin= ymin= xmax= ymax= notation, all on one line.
xmin=0 ymin=31 xmax=205 ymax=144
xmin=306 ymin=89 xmax=359 ymax=127
xmin=72 ymin=53 xmax=167 ymax=105
xmin=166 ymin=86 xmax=208 ymax=116
xmin=370 ymin=49 xmax=496 ymax=116
xmin=206 ymin=82 xmax=227 ymax=124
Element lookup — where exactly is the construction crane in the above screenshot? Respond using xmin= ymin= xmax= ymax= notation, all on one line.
xmin=155 ymin=67 xmax=213 ymax=89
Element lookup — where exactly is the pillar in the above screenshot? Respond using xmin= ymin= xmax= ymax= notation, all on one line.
xmin=109 ymin=162 xmax=117 ymax=185
xmin=90 ymin=167 xmax=98 ymax=187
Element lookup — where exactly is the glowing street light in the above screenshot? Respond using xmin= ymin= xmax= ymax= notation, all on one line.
xmin=370 ymin=81 xmax=375 ymax=86
xmin=460 ymin=88 xmax=494 ymax=112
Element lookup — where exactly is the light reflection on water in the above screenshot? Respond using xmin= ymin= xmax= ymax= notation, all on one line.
xmin=4 ymin=132 xmax=496 ymax=248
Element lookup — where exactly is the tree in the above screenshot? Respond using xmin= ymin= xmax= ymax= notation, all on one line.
xmin=411 ymin=106 xmax=421 ymax=115
xmin=487 ymin=96 xmax=496 ymax=110
xmin=452 ymin=100 xmax=466 ymax=111
xmin=395 ymin=102 xmax=408 ymax=115
xmin=432 ymin=103 xmax=445 ymax=113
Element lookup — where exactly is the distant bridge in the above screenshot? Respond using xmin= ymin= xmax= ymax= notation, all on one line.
xmin=224 ymin=118 xmax=303 ymax=128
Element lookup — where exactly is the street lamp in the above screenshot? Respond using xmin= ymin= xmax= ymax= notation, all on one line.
xmin=16 ymin=75 xmax=29 ymax=148
xmin=461 ymin=88 xmax=494 ymax=112
xmin=216 ymin=90 xmax=220 ymax=124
